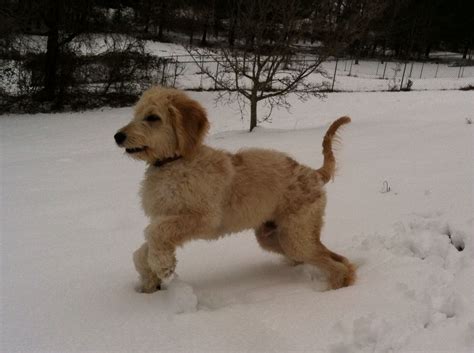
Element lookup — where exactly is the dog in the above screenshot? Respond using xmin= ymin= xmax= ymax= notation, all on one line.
xmin=114 ymin=86 xmax=355 ymax=293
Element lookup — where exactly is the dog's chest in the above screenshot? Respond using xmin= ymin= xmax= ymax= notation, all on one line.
xmin=140 ymin=170 xmax=180 ymax=216
xmin=140 ymin=170 xmax=188 ymax=216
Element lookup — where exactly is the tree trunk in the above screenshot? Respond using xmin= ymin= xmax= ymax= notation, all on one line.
xmin=249 ymin=94 xmax=257 ymax=132
xmin=424 ymin=43 xmax=431 ymax=58
xmin=189 ymin=28 xmax=194 ymax=45
xmin=352 ymin=40 xmax=360 ymax=64
xmin=44 ymin=26 xmax=59 ymax=101
xmin=201 ymin=19 xmax=208 ymax=46
xmin=213 ymin=7 xmax=219 ymax=38
xmin=158 ymin=23 xmax=164 ymax=40
xmin=158 ymin=1 xmax=166 ymax=41
xmin=228 ymin=6 xmax=237 ymax=47
xmin=42 ymin=0 xmax=62 ymax=102
xmin=371 ymin=42 xmax=377 ymax=57
xmin=246 ymin=34 xmax=255 ymax=50
xmin=394 ymin=42 xmax=400 ymax=58
xmin=462 ymin=42 xmax=469 ymax=59
xmin=228 ymin=24 xmax=235 ymax=47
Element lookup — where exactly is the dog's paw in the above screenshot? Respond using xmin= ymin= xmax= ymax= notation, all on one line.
xmin=148 ymin=252 xmax=176 ymax=280
xmin=136 ymin=275 xmax=162 ymax=293
xmin=160 ymin=265 xmax=176 ymax=278
xmin=136 ymin=283 xmax=161 ymax=294
xmin=328 ymin=263 xmax=356 ymax=290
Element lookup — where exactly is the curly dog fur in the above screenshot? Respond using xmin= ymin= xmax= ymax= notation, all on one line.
xmin=114 ymin=86 xmax=355 ymax=293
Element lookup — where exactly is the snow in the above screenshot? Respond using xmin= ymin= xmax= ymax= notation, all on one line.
xmin=166 ymin=56 xmax=474 ymax=92
xmin=143 ymin=42 xmax=474 ymax=91
xmin=1 ymin=90 xmax=474 ymax=353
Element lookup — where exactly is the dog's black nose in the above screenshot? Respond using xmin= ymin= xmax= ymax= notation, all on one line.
xmin=114 ymin=132 xmax=126 ymax=145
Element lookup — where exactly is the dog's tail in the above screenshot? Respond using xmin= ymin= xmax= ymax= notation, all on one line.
xmin=316 ymin=116 xmax=351 ymax=184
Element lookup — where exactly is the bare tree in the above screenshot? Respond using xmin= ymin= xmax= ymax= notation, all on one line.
xmin=188 ymin=0 xmax=381 ymax=131
xmin=188 ymin=0 xmax=324 ymax=131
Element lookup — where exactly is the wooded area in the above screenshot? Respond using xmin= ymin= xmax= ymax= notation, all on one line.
xmin=1 ymin=0 xmax=472 ymax=114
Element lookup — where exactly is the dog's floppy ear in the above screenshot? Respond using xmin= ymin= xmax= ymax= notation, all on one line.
xmin=170 ymin=94 xmax=209 ymax=157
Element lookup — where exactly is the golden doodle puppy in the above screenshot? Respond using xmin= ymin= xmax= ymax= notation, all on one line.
xmin=114 ymin=86 xmax=355 ymax=293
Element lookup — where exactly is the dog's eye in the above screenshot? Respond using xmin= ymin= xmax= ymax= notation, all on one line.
xmin=144 ymin=114 xmax=161 ymax=122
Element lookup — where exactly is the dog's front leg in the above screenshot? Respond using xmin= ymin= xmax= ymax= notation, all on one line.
xmin=133 ymin=242 xmax=161 ymax=293
xmin=144 ymin=215 xmax=216 ymax=283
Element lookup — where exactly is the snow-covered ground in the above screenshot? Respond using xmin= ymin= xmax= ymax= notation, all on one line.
xmin=1 ymin=90 xmax=474 ymax=352
xmin=168 ymin=58 xmax=474 ymax=93
xmin=147 ymin=41 xmax=474 ymax=91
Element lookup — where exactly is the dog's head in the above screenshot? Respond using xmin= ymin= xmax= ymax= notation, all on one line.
xmin=114 ymin=87 xmax=209 ymax=164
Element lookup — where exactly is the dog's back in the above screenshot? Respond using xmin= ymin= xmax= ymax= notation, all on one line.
xmin=218 ymin=118 xmax=350 ymax=235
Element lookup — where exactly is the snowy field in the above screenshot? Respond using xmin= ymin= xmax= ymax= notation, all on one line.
xmin=146 ymin=41 xmax=474 ymax=92
xmin=168 ymin=58 xmax=474 ymax=93
xmin=1 ymin=90 xmax=474 ymax=352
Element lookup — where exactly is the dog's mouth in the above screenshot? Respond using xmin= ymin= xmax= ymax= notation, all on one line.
xmin=125 ymin=146 xmax=147 ymax=154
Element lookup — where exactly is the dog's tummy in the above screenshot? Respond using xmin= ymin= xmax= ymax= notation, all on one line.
xmin=219 ymin=149 xmax=326 ymax=234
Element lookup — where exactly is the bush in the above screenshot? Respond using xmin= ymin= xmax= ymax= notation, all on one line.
xmin=0 ymin=37 xmax=184 ymax=114
xmin=401 ymin=79 xmax=413 ymax=91
xmin=460 ymin=84 xmax=474 ymax=91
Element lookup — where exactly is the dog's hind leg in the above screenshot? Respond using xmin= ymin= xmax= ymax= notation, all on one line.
xmin=276 ymin=207 xmax=355 ymax=290
xmin=279 ymin=231 xmax=355 ymax=289
xmin=133 ymin=242 xmax=161 ymax=293
xmin=255 ymin=221 xmax=284 ymax=255
xmin=307 ymin=242 xmax=356 ymax=289
xmin=255 ymin=221 xmax=303 ymax=265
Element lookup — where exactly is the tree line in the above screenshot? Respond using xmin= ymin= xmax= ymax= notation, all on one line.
xmin=3 ymin=0 xmax=472 ymax=59
xmin=1 ymin=0 xmax=472 ymax=116
xmin=5 ymin=0 xmax=468 ymax=56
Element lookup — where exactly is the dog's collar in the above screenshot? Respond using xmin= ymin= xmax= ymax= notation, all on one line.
xmin=154 ymin=155 xmax=183 ymax=168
